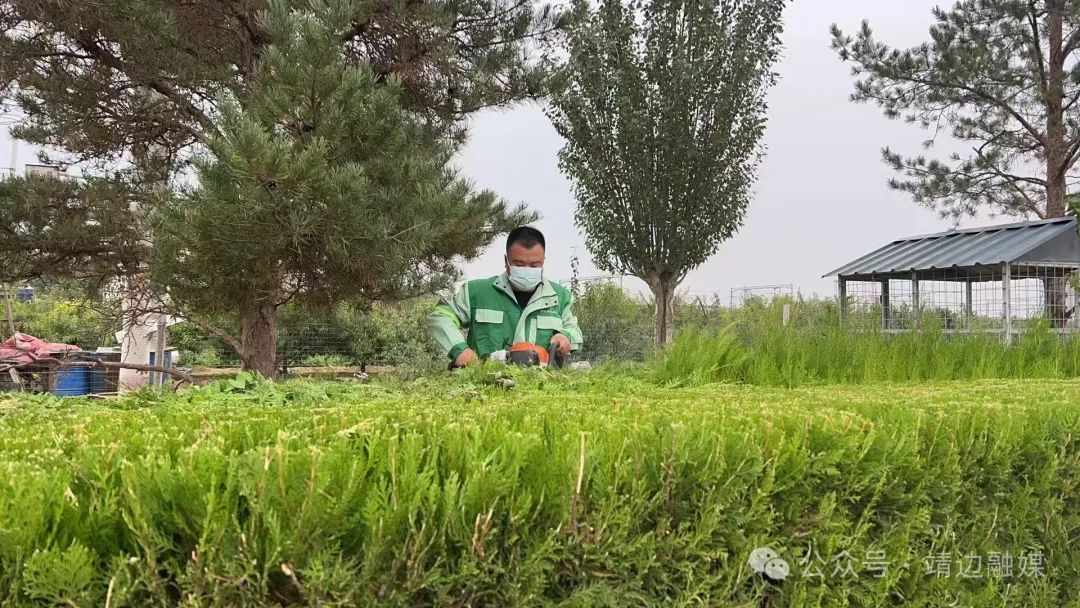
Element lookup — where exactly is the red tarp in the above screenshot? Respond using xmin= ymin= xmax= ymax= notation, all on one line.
xmin=0 ymin=333 xmax=82 ymax=364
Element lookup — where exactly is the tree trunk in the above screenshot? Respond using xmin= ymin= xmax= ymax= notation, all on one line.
xmin=1043 ymin=276 xmax=1072 ymax=328
xmin=646 ymin=274 xmax=678 ymax=346
xmin=241 ymin=291 xmax=279 ymax=379
xmin=1046 ymin=0 xmax=1067 ymax=218
xmin=1041 ymin=4 xmax=1072 ymax=329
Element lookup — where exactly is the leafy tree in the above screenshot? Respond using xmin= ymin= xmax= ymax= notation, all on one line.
xmin=547 ymin=0 xmax=787 ymax=344
xmin=831 ymin=1 xmax=1080 ymax=220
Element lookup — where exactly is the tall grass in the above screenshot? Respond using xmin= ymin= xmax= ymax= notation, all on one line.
xmin=653 ymin=300 xmax=1080 ymax=387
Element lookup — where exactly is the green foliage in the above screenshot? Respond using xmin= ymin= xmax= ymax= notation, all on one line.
xmin=218 ymin=371 xmax=261 ymax=392
xmin=186 ymin=347 xmax=223 ymax=368
xmin=831 ymin=2 xmax=1080 ymax=218
xmin=20 ymin=542 xmax=101 ymax=607
xmin=651 ymin=324 xmax=748 ymax=386
xmin=1 ymin=377 xmax=1080 ymax=605
xmin=0 ymin=0 xmax=554 ymax=169
xmin=276 ymin=307 xmax=354 ymax=367
xmin=548 ymin=0 xmax=788 ymax=341
xmin=573 ymin=282 xmax=654 ymax=361
xmin=654 ymin=304 xmax=1080 ymax=388
xmin=0 ymin=176 xmax=146 ymax=284
xmin=169 ymin=317 xmax=244 ymax=368
xmin=332 ymin=300 xmax=443 ymax=372
xmin=8 ymin=296 xmax=115 ymax=349
xmin=300 ymin=354 xmax=352 ymax=367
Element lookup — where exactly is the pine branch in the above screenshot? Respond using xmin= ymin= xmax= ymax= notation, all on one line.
xmin=1027 ymin=1 xmax=1049 ymax=97
xmin=1063 ymin=24 xmax=1080 ymax=55
xmin=70 ymin=32 xmax=216 ymax=142
xmin=881 ymin=72 xmax=1047 ymax=148
xmin=184 ymin=317 xmax=244 ymax=362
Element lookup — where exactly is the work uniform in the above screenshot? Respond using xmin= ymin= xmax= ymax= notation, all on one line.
xmin=427 ymin=273 xmax=583 ymax=361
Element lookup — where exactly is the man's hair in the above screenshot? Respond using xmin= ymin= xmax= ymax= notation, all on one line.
xmin=506 ymin=226 xmax=546 ymax=251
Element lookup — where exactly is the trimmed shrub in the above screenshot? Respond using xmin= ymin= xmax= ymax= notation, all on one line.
xmin=0 ymin=375 xmax=1078 ymax=606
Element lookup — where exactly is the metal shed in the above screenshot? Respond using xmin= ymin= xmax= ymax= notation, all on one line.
xmin=824 ymin=217 xmax=1080 ymax=341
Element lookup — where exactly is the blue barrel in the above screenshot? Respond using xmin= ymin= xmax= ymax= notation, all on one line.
xmin=54 ymin=367 xmax=90 ymax=397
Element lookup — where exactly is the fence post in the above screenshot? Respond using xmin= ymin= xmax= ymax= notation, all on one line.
xmin=911 ymin=271 xmax=920 ymax=332
xmin=782 ymin=303 xmax=791 ymax=326
xmin=964 ymin=278 xmax=973 ymax=324
xmin=1002 ymin=263 xmax=1012 ymax=346
xmin=880 ymin=278 xmax=890 ymax=331
xmin=837 ymin=278 xmax=847 ymax=326
xmin=154 ymin=317 xmax=167 ymax=386
xmin=2 ymin=283 xmax=14 ymax=338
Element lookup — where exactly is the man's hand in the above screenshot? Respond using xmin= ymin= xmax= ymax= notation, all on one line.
xmin=550 ymin=334 xmax=571 ymax=357
xmin=455 ymin=348 xmax=479 ymax=367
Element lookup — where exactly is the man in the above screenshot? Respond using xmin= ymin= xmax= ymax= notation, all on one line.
xmin=427 ymin=226 xmax=583 ymax=367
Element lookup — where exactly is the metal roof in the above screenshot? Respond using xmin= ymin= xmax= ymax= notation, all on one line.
xmin=825 ymin=217 xmax=1080 ymax=278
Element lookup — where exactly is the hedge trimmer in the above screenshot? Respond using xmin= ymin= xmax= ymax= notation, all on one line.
xmin=449 ymin=342 xmax=580 ymax=370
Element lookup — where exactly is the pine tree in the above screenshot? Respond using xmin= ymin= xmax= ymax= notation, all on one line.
xmin=146 ymin=1 xmax=532 ymax=377
xmin=0 ymin=176 xmax=145 ymax=287
xmin=0 ymin=0 xmax=556 ymax=173
xmin=833 ymin=1 xmax=1080 ymax=327
xmin=831 ymin=1 xmax=1080 ymax=220
xmin=0 ymin=1 xmax=535 ymax=376
xmin=548 ymin=0 xmax=787 ymax=344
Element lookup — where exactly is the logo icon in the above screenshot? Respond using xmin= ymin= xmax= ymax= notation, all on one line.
xmin=749 ymin=547 xmax=790 ymax=582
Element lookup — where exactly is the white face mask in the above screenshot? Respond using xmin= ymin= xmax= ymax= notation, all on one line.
xmin=508 ymin=265 xmax=543 ymax=291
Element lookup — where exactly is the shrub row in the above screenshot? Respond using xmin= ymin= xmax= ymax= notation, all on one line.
xmin=1 ymin=375 xmax=1079 ymax=606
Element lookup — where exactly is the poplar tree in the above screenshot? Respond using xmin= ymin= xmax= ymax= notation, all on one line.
xmin=548 ymin=0 xmax=787 ymax=343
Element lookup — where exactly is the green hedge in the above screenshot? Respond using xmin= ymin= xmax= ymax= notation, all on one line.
xmin=1 ymin=374 xmax=1078 ymax=606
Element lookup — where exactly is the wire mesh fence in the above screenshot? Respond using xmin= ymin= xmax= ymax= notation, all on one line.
xmin=729 ymin=284 xmax=793 ymax=307
xmin=3 ymin=270 xmax=1080 ymax=395
xmin=841 ymin=265 xmax=1080 ymax=336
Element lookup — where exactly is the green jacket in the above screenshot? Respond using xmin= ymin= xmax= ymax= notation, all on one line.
xmin=426 ymin=273 xmax=584 ymax=361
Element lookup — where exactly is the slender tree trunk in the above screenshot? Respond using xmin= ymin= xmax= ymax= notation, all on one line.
xmin=1043 ymin=3 xmax=1070 ymax=328
xmin=646 ymin=274 xmax=678 ymax=345
xmin=1042 ymin=274 xmax=1073 ymax=328
xmin=240 ymin=289 xmax=279 ymax=378
xmin=1046 ymin=0 xmax=1067 ymax=218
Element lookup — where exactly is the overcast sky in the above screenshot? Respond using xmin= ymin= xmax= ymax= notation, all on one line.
xmin=2 ymin=1 xmax=985 ymax=300
xmin=459 ymin=0 xmax=974 ymax=299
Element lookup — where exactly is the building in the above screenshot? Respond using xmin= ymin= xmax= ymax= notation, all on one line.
xmin=825 ymin=217 xmax=1080 ymax=342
